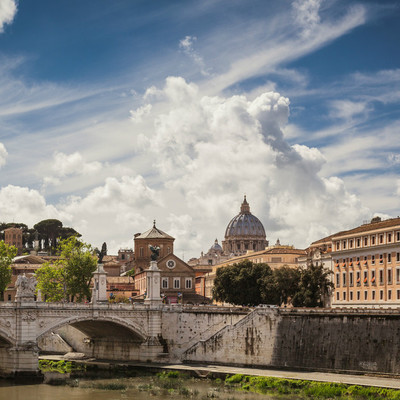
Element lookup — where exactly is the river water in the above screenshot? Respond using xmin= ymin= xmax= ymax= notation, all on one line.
xmin=0 ymin=375 xmax=287 ymax=400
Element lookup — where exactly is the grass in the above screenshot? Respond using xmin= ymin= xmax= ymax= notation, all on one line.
xmin=224 ymin=374 xmax=400 ymax=399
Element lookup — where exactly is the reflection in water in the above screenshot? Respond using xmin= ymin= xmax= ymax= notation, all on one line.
xmin=0 ymin=376 xmax=278 ymax=400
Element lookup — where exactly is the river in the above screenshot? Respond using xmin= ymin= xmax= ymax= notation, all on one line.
xmin=0 ymin=375 xmax=284 ymax=400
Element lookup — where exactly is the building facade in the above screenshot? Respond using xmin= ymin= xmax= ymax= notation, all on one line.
xmin=4 ymin=227 xmax=23 ymax=255
xmin=331 ymin=217 xmax=400 ymax=308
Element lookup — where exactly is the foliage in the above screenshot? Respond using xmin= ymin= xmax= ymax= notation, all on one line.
xmin=213 ymin=260 xmax=332 ymax=307
xmin=38 ymin=359 xmax=85 ymax=374
xmin=34 ymin=219 xmax=80 ymax=253
xmin=224 ymin=374 xmax=400 ymax=399
xmin=212 ymin=260 xmax=273 ymax=306
xmin=109 ymin=294 xmax=130 ymax=303
xmin=35 ymin=264 xmax=65 ymax=302
xmin=0 ymin=241 xmax=17 ymax=296
xmin=291 ymin=262 xmax=333 ymax=307
xmin=36 ymin=236 xmax=97 ymax=302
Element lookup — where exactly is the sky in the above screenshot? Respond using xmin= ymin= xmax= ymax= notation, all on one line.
xmin=0 ymin=0 xmax=399 ymax=259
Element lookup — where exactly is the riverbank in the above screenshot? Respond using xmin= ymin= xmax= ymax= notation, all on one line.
xmin=40 ymin=355 xmax=400 ymax=390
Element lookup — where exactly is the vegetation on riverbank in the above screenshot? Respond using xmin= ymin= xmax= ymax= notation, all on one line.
xmin=225 ymin=373 xmax=400 ymax=399
xmin=39 ymin=359 xmax=85 ymax=374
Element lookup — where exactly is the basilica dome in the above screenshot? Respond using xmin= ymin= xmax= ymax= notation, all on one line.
xmin=222 ymin=196 xmax=268 ymax=255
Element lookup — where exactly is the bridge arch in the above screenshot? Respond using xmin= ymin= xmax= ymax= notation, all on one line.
xmin=37 ymin=315 xmax=147 ymax=343
xmin=0 ymin=327 xmax=14 ymax=347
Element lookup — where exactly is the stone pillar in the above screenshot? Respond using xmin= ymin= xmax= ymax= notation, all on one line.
xmin=92 ymin=264 xmax=108 ymax=304
xmin=144 ymin=261 xmax=162 ymax=305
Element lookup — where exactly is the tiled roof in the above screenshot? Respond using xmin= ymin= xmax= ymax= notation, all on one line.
xmin=332 ymin=217 xmax=400 ymax=239
xmin=135 ymin=226 xmax=174 ymax=240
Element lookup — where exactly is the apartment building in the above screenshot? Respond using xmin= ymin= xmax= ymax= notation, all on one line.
xmin=331 ymin=216 xmax=400 ymax=308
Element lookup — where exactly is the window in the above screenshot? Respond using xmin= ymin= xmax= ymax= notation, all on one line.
xmin=379 ymin=269 xmax=384 ymax=284
xmin=363 ymin=271 xmax=368 ymax=285
xmin=397 ymin=290 xmax=400 ymax=300
xmin=388 ymin=233 xmax=392 ymax=242
xmin=371 ymin=270 xmax=376 ymax=284
xmin=185 ymin=278 xmax=192 ymax=289
xmin=371 ymin=255 xmax=375 ymax=265
xmin=350 ymin=292 xmax=353 ymax=301
xmin=349 ymin=258 xmax=353 ymax=266
xmin=388 ymin=290 xmax=392 ymax=300
xmin=372 ymin=236 xmax=376 ymax=245
xmin=342 ymin=272 xmax=346 ymax=287
xmin=343 ymin=292 xmax=346 ymax=300
xmin=364 ymin=291 xmax=368 ymax=300
xmin=379 ymin=254 xmax=383 ymax=264
xmin=336 ymin=292 xmax=340 ymax=301
xmin=357 ymin=291 xmax=360 ymax=300
xmin=397 ymin=268 xmax=400 ymax=283
xmin=350 ymin=239 xmax=353 ymax=248
xmin=343 ymin=241 xmax=347 ymax=249
xmin=356 ymin=271 xmax=361 ymax=286
xmin=364 ymin=237 xmax=368 ymax=246
xmin=349 ymin=271 xmax=353 ymax=287
xmin=139 ymin=247 xmax=144 ymax=257
xmin=397 ymin=232 xmax=400 ymax=241
xmin=380 ymin=290 xmax=384 ymax=300
xmin=397 ymin=253 xmax=400 ymax=262
xmin=388 ymin=253 xmax=392 ymax=263
xmin=380 ymin=234 xmax=384 ymax=244
xmin=388 ymin=269 xmax=392 ymax=284
xmin=336 ymin=242 xmax=340 ymax=250
xmin=336 ymin=273 xmax=340 ymax=287
xmin=162 ymin=277 xmax=168 ymax=289
xmin=372 ymin=290 xmax=375 ymax=300
xmin=357 ymin=238 xmax=360 ymax=247
xmin=7 ymin=294 xmax=11 ymax=301
xmin=167 ymin=246 xmax=171 ymax=254
xmin=173 ymin=278 xmax=180 ymax=289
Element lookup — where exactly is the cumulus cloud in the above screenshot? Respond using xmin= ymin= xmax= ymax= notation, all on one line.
xmin=0 ymin=143 xmax=7 ymax=168
xmin=0 ymin=0 xmax=17 ymax=33
xmin=41 ymin=152 xmax=103 ymax=188
xmin=0 ymin=185 xmax=63 ymax=226
xmin=130 ymin=76 xmax=370 ymax=253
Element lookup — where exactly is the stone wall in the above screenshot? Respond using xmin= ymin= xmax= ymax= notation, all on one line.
xmin=182 ymin=308 xmax=400 ymax=375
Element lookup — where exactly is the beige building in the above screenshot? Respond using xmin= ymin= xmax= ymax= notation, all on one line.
xmin=331 ymin=216 xmax=400 ymax=308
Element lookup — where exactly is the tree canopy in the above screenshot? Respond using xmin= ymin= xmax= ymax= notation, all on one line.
xmin=36 ymin=236 xmax=97 ymax=302
xmin=0 ymin=241 xmax=17 ymax=298
xmin=212 ymin=260 xmax=332 ymax=307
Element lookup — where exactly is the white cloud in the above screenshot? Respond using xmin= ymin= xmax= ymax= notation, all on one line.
xmin=179 ymin=35 xmax=209 ymax=76
xmin=329 ymin=100 xmax=370 ymax=121
xmin=0 ymin=0 xmax=17 ymax=33
xmin=388 ymin=153 xmax=400 ymax=166
xmin=0 ymin=185 xmax=64 ymax=226
xmin=292 ymin=0 xmax=322 ymax=37
xmin=0 ymin=143 xmax=7 ymax=168
xmin=129 ymin=76 xmax=370 ymax=254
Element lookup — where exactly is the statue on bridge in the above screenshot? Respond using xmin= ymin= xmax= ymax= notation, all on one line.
xmin=149 ymin=245 xmax=160 ymax=261
xmin=15 ymin=273 xmax=37 ymax=302
xmin=95 ymin=242 xmax=107 ymax=264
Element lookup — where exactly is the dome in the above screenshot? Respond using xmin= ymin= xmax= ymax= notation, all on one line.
xmin=224 ymin=196 xmax=266 ymax=239
xmin=209 ymin=239 xmax=223 ymax=253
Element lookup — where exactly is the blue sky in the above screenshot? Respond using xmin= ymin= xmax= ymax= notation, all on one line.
xmin=0 ymin=0 xmax=399 ymax=257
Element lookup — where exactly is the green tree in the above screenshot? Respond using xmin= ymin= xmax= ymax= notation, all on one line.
xmin=33 ymin=219 xmax=80 ymax=253
xmin=291 ymin=263 xmax=333 ymax=307
xmin=0 ymin=241 xmax=17 ymax=299
xmin=35 ymin=264 xmax=65 ymax=302
xmin=212 ymin=260 xmax=274 ymax=306
xmin=36 ymin=236 xmax=97 ymax=302
xmin=268 ymin=266 xmax=301 ymax=305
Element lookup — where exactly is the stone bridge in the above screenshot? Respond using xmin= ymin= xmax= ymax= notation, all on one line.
xmin=2 ymin=298 xmax=400 ymax=378
xmin=0 ymin=299 xmax=250 ymax=378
